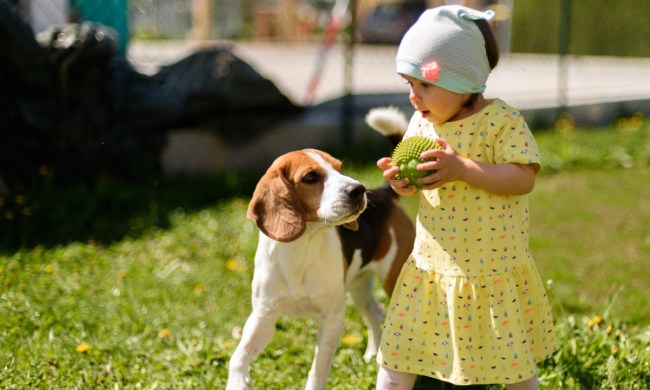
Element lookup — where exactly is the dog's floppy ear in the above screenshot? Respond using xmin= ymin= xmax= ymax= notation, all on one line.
xmin=247 ymin=169 xmax=306 ymax=242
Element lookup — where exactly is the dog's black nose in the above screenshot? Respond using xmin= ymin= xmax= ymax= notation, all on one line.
xmin=346 ymin=183 xmax=366 ymax=201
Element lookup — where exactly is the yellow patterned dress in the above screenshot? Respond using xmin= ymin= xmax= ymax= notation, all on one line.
xmin=377 ymin=99 xmax=557 ymax=385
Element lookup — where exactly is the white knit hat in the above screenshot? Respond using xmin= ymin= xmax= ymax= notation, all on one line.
xmin=396 ymin=5 xmax=495 ymax=94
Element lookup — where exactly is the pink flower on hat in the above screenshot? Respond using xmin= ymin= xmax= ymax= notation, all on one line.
xmin=421 ymin=61 xmax=440 ymax=82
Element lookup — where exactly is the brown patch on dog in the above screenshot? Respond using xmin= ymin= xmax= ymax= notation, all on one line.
xmin=382 ymin=200 xmax=415 ymax=296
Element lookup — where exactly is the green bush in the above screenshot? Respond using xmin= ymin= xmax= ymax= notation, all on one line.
xmin=511 ymin=0 xmax=650 ymax=57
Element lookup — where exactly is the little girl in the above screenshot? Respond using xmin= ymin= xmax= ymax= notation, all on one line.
xmin=375 ymin=6 xmax=557 ymax=390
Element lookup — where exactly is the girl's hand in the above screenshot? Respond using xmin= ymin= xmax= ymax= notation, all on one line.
xmin=377 ymin=157 xmax=418 ymax=196
xmin=416 ymin=138 xmax=465 ymax=190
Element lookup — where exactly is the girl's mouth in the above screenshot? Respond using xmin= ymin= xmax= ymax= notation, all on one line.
xmin=421 ymin=110 xmax=430 ymax=118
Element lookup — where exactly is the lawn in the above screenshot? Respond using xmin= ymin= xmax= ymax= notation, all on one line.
xmin=0 ymin=116 xmax=649 ymax=388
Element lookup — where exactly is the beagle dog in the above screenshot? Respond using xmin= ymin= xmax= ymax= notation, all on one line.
xmin=227 ymin=107 xmax=413 ymax=390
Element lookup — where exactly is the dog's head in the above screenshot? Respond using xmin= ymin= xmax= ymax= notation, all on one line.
xmin=248 ymin=149 xmax=367 ymax=242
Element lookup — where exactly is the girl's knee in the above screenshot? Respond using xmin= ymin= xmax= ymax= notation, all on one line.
xmin=376 ymin=366 xmax=417 ymax=390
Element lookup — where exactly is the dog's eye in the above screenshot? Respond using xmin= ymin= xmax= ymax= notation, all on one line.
xmin=301 ymin=171 xmax=321 ymax=184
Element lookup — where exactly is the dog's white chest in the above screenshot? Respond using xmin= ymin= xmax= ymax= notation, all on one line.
xmin=251 ymin=227 xmax=345 ymax=317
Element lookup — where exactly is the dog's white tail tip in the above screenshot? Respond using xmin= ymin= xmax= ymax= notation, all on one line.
xmin=365 ymin=106 xmax=408 ymax=137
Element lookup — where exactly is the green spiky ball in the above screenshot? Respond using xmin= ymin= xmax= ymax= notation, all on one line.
xmin=391 ymin=136 xmax=441 ymax=188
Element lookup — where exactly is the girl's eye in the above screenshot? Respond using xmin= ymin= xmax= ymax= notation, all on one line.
xmin=403 ymin=79 xmax=430 ymax=88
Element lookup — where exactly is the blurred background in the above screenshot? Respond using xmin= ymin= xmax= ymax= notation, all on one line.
xmin=1 ymin=4 xmax=648 ymax=387
xmin=2 ymin=0 xmax=650 ymax=188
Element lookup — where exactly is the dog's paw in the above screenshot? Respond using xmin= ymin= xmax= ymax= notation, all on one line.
xmin=225 ymin=374 xmax=251 ymax=390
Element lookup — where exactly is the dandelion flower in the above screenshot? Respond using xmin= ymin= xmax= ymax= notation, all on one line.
xmin=587 ymin=315 xmax=603 ymax=329
xmin=342 ymin=335 xmax=362 ymax=345
xmin=158 ymin=329 xmax=172 ymax=339
xmin=44 ymin=264 xmax=54 ymax=274
xmin=38 ymin=165 xmax=49 ymax=176
xmin=76 ymin=342 xmax=90 ymax=353
xmin=226 ymin=259 xmax=238 ymax=272
xmin=605 ymin=324 xmax=613 ymax=334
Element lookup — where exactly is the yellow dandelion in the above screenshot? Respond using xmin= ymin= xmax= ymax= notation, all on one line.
xmin=610 ymin=346 xmax=619 ymax=355
xmin=158 ymin=329 xmax=172 ymax=339
xmin=22 ymin=207 xmax=33 ymax=216
xmin=0 ymin=266 xmax=3 ymax=275
xmin=226 ymin=259 xmax=238 ymax=272
xmin=555 ymin=113 xmax=577 ymax=139
xmin=194 ymin=283 xmax=205 ymax=295
xmin=587 ymin=315 xmax=603 ymax=329
xmin=38 ymin=165 xmax=49 ymax=176
xmin=342 ymin=335 xmax=363 ymax=345
xmin=4 ymin=210 xmax=14 ymax=221
xmin=44 ymin=264 xmax=54 ymax=274
xmin=14 ymin=195 xmax=26 ymax=205
xmin=76 ymin=342 xmax=90 ymax=353
xmin=605 ymin=324 xmax=613 ymax=334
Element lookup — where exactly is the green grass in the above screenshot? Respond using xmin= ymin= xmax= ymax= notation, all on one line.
xmin=1 ymin=116 xmax=649 ymax=388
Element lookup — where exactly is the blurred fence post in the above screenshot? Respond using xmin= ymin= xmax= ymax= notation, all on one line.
xmin=558 ymin=0 xmax=571 ymax=111
xmin=495 ymin=0 xmax=513 ymax=56
xmin=191 ymin=0 xmax=213 ymax=40
xmin=342 ymin=0 xmax=357 ymax=152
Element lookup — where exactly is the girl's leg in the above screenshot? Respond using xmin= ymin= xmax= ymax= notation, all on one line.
xmin=505 ymin=374 xmax=538 ymax=390
xmin=376 ymin=366 xmax=417 ymax=390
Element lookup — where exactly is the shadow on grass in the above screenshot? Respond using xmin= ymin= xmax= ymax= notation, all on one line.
xmin=0 ymin=172 xmax=261 ymax=252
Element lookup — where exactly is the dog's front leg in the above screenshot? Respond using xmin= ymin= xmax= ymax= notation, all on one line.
xmin=227 ymin=312 xmax=278 ymax=390
xmin=305 ymin=309 xmax=345 ymax=390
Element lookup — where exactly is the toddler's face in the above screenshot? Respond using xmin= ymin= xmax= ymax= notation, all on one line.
xmin=402 ymin=75 xmax=471 ymax=125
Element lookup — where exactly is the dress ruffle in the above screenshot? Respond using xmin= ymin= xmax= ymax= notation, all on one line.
xmin=377 ymin=258 xmax=557 ymax=385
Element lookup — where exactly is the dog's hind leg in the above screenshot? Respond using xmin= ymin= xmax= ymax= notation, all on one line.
xmin=227 ymin=312 xmax=278 ymax=390
xmin=347 ymin=271 xmax=385 ymax=362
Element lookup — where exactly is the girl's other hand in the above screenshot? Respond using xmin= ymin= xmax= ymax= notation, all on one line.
xmin=377 ymin=157 xmax=418 ymax=196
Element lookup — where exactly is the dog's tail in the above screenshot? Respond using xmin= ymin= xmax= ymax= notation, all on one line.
xmin=365 ymin=106 xmax=410 ymax=197
xmin=365 ymin=106 xmax=409 ymax=152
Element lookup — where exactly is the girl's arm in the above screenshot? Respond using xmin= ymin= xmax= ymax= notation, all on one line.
xmin=418 ymin=139 xmax=537 ymax=195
